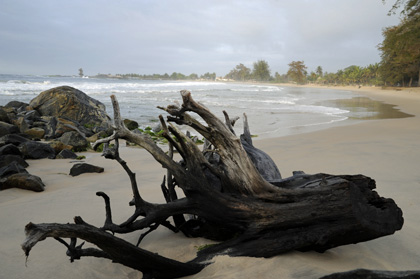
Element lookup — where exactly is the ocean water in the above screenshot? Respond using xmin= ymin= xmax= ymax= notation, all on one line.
xmin=0 ymin=74 xmax=362 ymax=139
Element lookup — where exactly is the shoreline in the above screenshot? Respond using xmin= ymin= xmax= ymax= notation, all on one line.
xmin=1 ymin=84 xmax=420 ymax=278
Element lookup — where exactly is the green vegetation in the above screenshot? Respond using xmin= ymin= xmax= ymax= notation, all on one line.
xmin=83 ymin=123 xmax=96 ymax=129
xmin=225 ymin=63 xmax=251 ymax=81
xmin=379 ymin=0 xmax=420 ymax=86
xmin=287 ymin=61 xmax=308 ymax=84
xmin=252 ymin=60 xmax=271 ymax=81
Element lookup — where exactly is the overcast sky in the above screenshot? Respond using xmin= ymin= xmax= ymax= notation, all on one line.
xmin=0 ymin=0 xmax=402 ymax=76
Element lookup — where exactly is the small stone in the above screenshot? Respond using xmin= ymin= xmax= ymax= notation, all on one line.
xmin=69 ymin=163 xmax=104 ymax=176
xmin=124 ymin=119 xmax=139 ymax=130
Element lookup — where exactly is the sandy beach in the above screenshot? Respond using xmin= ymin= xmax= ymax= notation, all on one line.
xmin=1 ymin=85 xmax=420 ymax=279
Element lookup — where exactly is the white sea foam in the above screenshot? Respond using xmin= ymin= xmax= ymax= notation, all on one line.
xmin=0 ymin=74 xmax=360 ymax=138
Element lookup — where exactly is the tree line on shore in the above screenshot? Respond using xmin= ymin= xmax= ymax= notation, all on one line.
xmin=88 ymin=0 xmax=419 ymax=87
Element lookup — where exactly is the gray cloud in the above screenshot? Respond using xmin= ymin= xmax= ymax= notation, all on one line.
xmin=0 ymin=0 xmax=401 ymax=76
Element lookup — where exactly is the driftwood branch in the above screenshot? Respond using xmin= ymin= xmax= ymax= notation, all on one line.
xmin=22 ymin=220 xmax=205 ymax=279
xmin=22 ymin=91 xmax=404 ymax=279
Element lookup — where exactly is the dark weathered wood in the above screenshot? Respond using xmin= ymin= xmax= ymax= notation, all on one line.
xmin=22 ymin=220 xmax=205 ymax=279
xmin=22 ymin=91 xmax=404 ymax=279
xmin=320 ymin=269 xmax=420 ymax=279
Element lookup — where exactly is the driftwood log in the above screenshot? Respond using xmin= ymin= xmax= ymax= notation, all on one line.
xmin=22 ymin=91 xmax=403 ymax=279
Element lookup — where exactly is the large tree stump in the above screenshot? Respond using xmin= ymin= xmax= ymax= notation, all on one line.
xmin=22 ymin=91 xmax=403 ymax=279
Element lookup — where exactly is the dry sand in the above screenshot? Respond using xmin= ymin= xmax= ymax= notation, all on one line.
xmin=1 ymin=86 xmax=420 ymax=278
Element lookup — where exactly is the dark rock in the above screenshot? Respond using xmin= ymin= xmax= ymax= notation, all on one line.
xmin=58 ymin=131 xmax=88 ymax=151
xmin=124 ymin=119 xmax=139 ymax=130
xmin=32 ymin=120 xmax=47 ymax=128
xmin=0 ymin=144 xmax=22 ymax=156
xmin=47 ymin=140 xmax=73 ymax=154
xmin=29 ymin=86 xmax=111 ymax=133
xmin=0 ymin=107 xmax=11 ymax=123
xmin=23 ymin=110 xmax=41 ymax=122
xmin=77 ymin=124 xmax=94 ymax=138
xmin=0 ymin=161 xmax=28 ymax=178
xmin=0 ymin=173 xmax=45 ymax=192
xmin=55 ymin=118 xmax=83 ymax=137
xmin=18 ymin=141 xmax=56 ymax=159
xmin=17 ymin=117 xmax=30 ymax=133
xmin=5 ymin=101 xmax=29 ymax=109
xmin=43 ymin=116 xmax=87 ymax=139
xmin=42 ymin=116 xmax=58 ymax=139
xmin=24 ymin=127 xmax=45 ymax=139
xmin=320 ymin=269 xmax=420 ymax=279
xmin=56 ymin=149 xmax=78 ymax=159
xmin=0 ymin=155 xmax=29 ymax=168
xmin=0 ymin=106 xmax=16 ymax=124
xmin=0 ymin=134 xmax=30 ymax=147
xmin=69 ymin=163 xmax=104 ymax=176
xmin=0 ymin=121 xmax=19 ymax=136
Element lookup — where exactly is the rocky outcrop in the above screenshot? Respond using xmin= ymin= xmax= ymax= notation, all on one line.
xmin=29 ymin=86 xmax=111 ymax=133
xmin=69 ymin=163 xmax=104 ymax=176
xmin=0 ymin=86 xmax=114 ymax=191
xmin=1 ymin=86 xmax=112 ymax=146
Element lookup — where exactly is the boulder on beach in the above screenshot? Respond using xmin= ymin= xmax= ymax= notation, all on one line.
xmin=58 ymin=131 xmax=89 ymax=151
xmin=0 ymin=172 xmax=45 ymax=192
xmin=0 ymin=107 xmax=11 ymax=123
xmin=47 ymin=140 xmax=73 ymax=154
xmin=0 ymin=154 xmax=29 ymax=168
xmin=0 ymin=143 xmax=22 ymax=156
xmin=0 ymin=121 xmax=19 ymax=137
xmin=0 ymin=161 xmax=28 ymax=178
xmin=5 ymin=101 xmax=29 ymax=110
xmin=0 ymin=134 xmax=29 ymax=147
xmin=18 ymin=141 xmax=56 ymax=159
xmin=29 ymin=86 xmax=111 ymax=133
xmin=69 ymin=163 xmax=104 ymax=176
xmin=24 ymin=127 xmax=45 ymax=139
